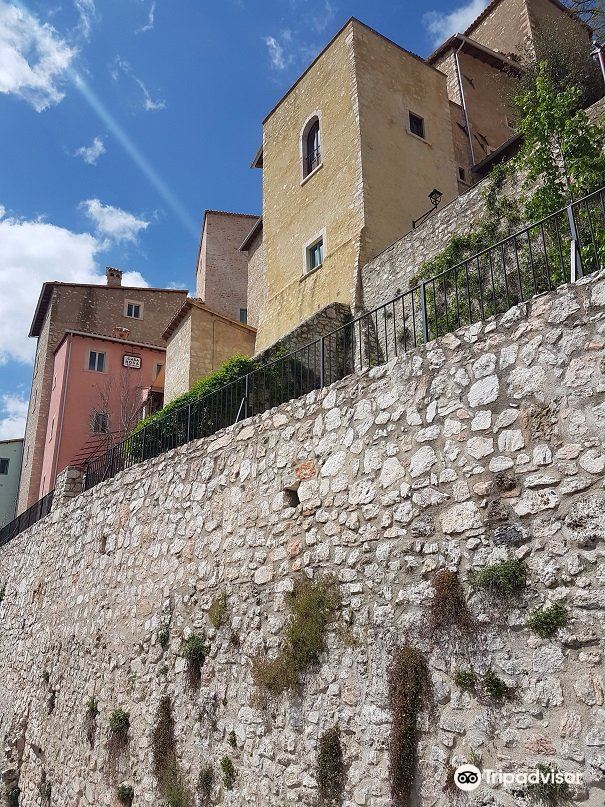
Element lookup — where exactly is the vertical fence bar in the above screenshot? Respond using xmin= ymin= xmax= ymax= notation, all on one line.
xmin=319 ymin=336 xmax=325 ymax=388
xmin=568 ymin=203 xmax=584 ymax=281
xmin=420 ymin=281 xmax=429 ymax=345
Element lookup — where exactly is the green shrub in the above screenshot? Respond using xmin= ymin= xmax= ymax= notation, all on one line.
xmin=208 ymin=592 xmax=228 ymax=630
xmin=482 ymin=669 xmax=514 ymax=702
xmin=220 ymin=756 xmax=236 ymax=790
xmin=453 ymin=669 xmax=477 ymax=692
xmin=472 ymin=558 xmax=527 ymax=596
xmin=430 ymin=570 xmax=471 ymax=631
xmin=183 ymin=634 xmax=210 ymax=690
xmin=152 ymin=695 xmax=191 ymax=805
xmin=197 ymin=765 xmax=214 ymax=806
xmin=158 ymin=627 xmax=170 ymax=650
xmin=117 ymin=784 xmax=134 ymax=805
xmin=7 ymin=787 xmax=20 ymax=807
xmin=228 ymin=729 xmax=237 ymax=749
xmin=388 ymin=646 xmax=432 ymax=807
xmin=109 ymin=708 xmax=130 ymax=735
xmin=85 ymin=698 xmax=99 ymax=748
xmin=527 ymin=603 xmax=567 ymax=638
xmin=86 ymin=697 xmax=99 ymax=717
xmin=526 ymin=763 xmax=573 ymax=805
xmin=317 ymin=726 xmax=345 ymax=806
xmin=252 ymin=576 xmax=340 ymax=696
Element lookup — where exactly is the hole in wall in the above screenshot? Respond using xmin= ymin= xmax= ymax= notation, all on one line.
xmin=284 ymin=488 xmax=300 ymax=508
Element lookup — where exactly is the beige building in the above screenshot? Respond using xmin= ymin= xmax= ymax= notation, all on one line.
xmin=163 ymin=300 xmax=256 ymax=403
xmin=19 ymin=270 xmax=187 ymax=513
xmin=247 ymin=0 xmax=594 ymax=354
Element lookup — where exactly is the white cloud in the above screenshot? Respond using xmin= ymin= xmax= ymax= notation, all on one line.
xmin=136 ymin=1 xmax=156 ymax=34
xmin=110 ymin=55 xmax=165 ymax=111
xmin=424 ymin=0 xmax=488 ymax=46
xmin=0 ymin=0 xmax=76 ymax=111
xmin=265 ymin=35 xmax=291 ymax=70
xmin=73 ymin=0 xmax=96 ymax=40
xmin=313 ymin=0 xmax=336 ymax=33
xmin=75 ymin=135 xmax=105 ymax=165
xmin=0 ymin=206 xmax=148 ymax=365
xmin=81 ymin=199 xmax=150 ymax=244
xmin=0 ymin=394 xmax=28 ymax=440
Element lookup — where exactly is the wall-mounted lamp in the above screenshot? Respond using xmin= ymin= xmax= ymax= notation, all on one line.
xmin=412 ymin=188 xmax=443 ymax=230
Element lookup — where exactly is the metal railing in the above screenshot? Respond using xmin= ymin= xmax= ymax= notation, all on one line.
xmin=0 ymin=490 xmax=54 ymax=548
xmin=83 ymin=186 xmax=605 ymax=493
xmin=1 ymin=186 xmax=603 ymax=545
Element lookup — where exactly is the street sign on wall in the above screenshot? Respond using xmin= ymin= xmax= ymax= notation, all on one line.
xmin=123 ymin=354 xmax=142 ymax=369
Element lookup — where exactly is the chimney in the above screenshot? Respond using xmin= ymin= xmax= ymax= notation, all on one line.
xmin=106 ymin=266 xmax=123 ymax=287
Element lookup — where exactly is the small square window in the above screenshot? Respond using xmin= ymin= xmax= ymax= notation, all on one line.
xmin=239 ymin=308 xmax=248 ymax=325
xmin=92 ymin=412 xmax=109 ymax=434
xmin=458 ymin=166 xmax=466 ymax=181
xmin=307 ymin=239 xmax=324 ymax=273
xmin=153 ymin=363 xmax=164 ymax=380
xmin=88 ymin=351 xmax=105 ymax=372
xmin=125 ymin=302 xmax=142 ymax=319
xmin=409 ymin=112 xmax=425 ymax=139
xmin=0 ymin=458 xmax=9 ymax=475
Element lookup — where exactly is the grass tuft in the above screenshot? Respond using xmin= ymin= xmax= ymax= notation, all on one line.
xmin=482 ymin=669 xmax=514 ymax=702
xmin=527 ymin=603 xmax=567 ymax=638
xmin=453 ymin=668 xmax=477 ymax=692
xmin=526 ymin=763 xmax=573 ymax=805
xmin=220 ymin=756 xmax=236 ymax=790
xmin=208 ymin=592 xmax=228 ymax=629
xmin=430 ymin=570 xmax=472 ymax=631
xmin=152 ymin=695 xmax=191 ymax=806
xmin=197 ymin=765 xmax=214 ymax=806
xmin=183 ymin=633 xmax=209 ymax=691
xmin=471 ymin=558 xmax=527 ymax=596
xmin=252 ymin=576 xmax=340 ymax=697
xmin=116 ymin=784 xmax=134 ymax=806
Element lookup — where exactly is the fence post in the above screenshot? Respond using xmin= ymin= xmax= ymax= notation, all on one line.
xmin=186 ymin=402 xmax=192 ymax=443
xmin=567 ymin=204 xmax=584 ymax=281
xmin=420 ymin=281 xmax=430 ymax=344
xmin=244 ymin=374 xmax=249 ymax=420
xmin=140 ymin=427 xmax=146 ymax=463
xmin=319 ymin=336 xmax=325 ymax=388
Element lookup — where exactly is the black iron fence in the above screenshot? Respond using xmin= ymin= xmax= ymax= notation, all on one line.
xmin=0 ymin=490 xmax=54 ymax=548
xmin=1 ymin=186 xmax=604 ymax=544
xmin=84 ymin=186 xmax=605 ymax=492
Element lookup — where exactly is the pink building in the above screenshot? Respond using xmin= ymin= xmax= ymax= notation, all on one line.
xmin=39 ymin=330 xmax=165 ymax=498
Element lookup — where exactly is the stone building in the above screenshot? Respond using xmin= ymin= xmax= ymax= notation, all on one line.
xmin=18 ymin=269 xmax=187 ymax=513
xmin=0 ymin=439 xmax=23 ymax=528
xmin=246 ymin=0 xmax=594 ymax=356
xmin=162 ymin=299 xmax=256 ymax=404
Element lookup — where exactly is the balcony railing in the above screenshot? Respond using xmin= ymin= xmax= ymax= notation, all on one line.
xmin=0 ymin=490 xmax=54 ymax=548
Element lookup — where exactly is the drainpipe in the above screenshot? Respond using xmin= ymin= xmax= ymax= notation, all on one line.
xmin=454 ymin=41 xmax=476 ymax=167
xmin=52 ymin=333 xmax=73 ymax=492
xmin=593 ymin=42 xmax=605 ymax=86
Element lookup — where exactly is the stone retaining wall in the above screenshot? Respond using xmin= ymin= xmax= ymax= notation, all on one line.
xmin=1 ymin=273 xmax=605 ymax=806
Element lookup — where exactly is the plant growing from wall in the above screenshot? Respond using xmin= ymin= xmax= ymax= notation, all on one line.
xmin=84 ymin=698 xmax=99 ymax=749
xmin=183 ymin=633 xmax=210 ymax=690
xmin=0 ymin=583 xmax=5 ymax=604
xmin=108 ymin=709 xmax=130 ymax=758
xmin=227 ymin=729 xmax=237 ymax=749
xmin=526 ymin=763 xmax=573 ymax=805
xmin=152 ymin=695 xmax=191 ymax=807
xmin=7 ymin=787 xmax=20 ymax=807
xmin=220 ymin=756 xmax=235 ymax=791
xmin=429 ymin=570 xmax=472 ymax=631
xmin=208 ymin=592 xmax=228 ymax=630
xmin=252 ymin=576 xmax=340 ymax=697
xmin=316 ymin=726 xmax=345 ymax=807
xmin=158 ymin=626 xmax=170 ymax=650
xmin=452 ymin=669 xmax=477 ymax=693
xmin=197 ymin=765 xmax=214 ymax=806
xmin=482 ymin=669 xmax=515 ymax=703
xmin=388 ymin=645 xmax=432 ymax=807
xmin=471 ymin=558 xmax=527 ymax=596
xmin=116 ymin=784 xmax=134 ymax=806
xmin=527 ymin=602 xmax=568 ymax=638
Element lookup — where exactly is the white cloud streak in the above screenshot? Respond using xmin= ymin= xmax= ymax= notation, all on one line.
xmin=81 ymin=199 xmax=150 ymax=245
xmin=424 ymin=0 xmax=489 ymax=46
xmin=110 ymin=54 xmax=165 ymax=111
xmin=265 ymin=35 xmax=291 ymax=70
xmin=74 ymin=135 xmax=105 ymax=165
xmin=0 ymin=394 xmax=28 ymax=440
xmin=73 ymin=0 xmax=96 ymax=40
xmin=0 ymin=0 xmax=76 ymax=111
xmin=0 ymin=205 xmax=148 ymax=365
xmin=136 ymin=0 xmax=156 ymax=34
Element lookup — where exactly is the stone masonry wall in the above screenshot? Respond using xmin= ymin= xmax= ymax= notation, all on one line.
xmin=1 ymin=273 xmax=605 ymax=806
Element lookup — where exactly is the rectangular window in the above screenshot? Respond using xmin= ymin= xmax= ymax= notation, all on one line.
xmin=409 ymin=112 xmax=425 ymax=139
xmin=239 ymin=308 xmax=248 ymax=325
xmin=0 ymin=458 xmax=9 ymax=475
xmin=92 ymin=412 xmax=109 ymax=434
xmin=306 ymin=238 xmax=324 ymax=274
xmin=153 ymin=363 xmax=163 ymax=380
xmin=458 ymin=166 xmax=466 ymax=182
xmin=125 ymin=300 xmax=143 ymax=319
xmin=88 ymin=351 xmax=105 ymax=372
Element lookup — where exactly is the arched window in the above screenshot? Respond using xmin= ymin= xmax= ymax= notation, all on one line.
xmin=303 ymin=117 xmax=321 ymax=177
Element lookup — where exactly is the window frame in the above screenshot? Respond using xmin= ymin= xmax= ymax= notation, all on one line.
xmin=300 ymin=113 xmax=323 ymax=183
xmin=124 ymin=300 xmax=144 ymax=320
xmin=407 ymin=111 xmax=428 ymax=142
xmin=239 ymin=308 xmax=248 ymax=325
xmin=302 ymin=229 xmax=327 ymax=277
xmin=0 ymin=458 xmax=9 ymax=475
xmin=87 ymin=350 xmax=106 ymax=373
xmin=92 ymin=411 xmax=109 ymax=434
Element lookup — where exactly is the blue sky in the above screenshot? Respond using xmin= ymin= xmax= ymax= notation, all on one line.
xmin=0 ymin=0 xmax=489 ymax=438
